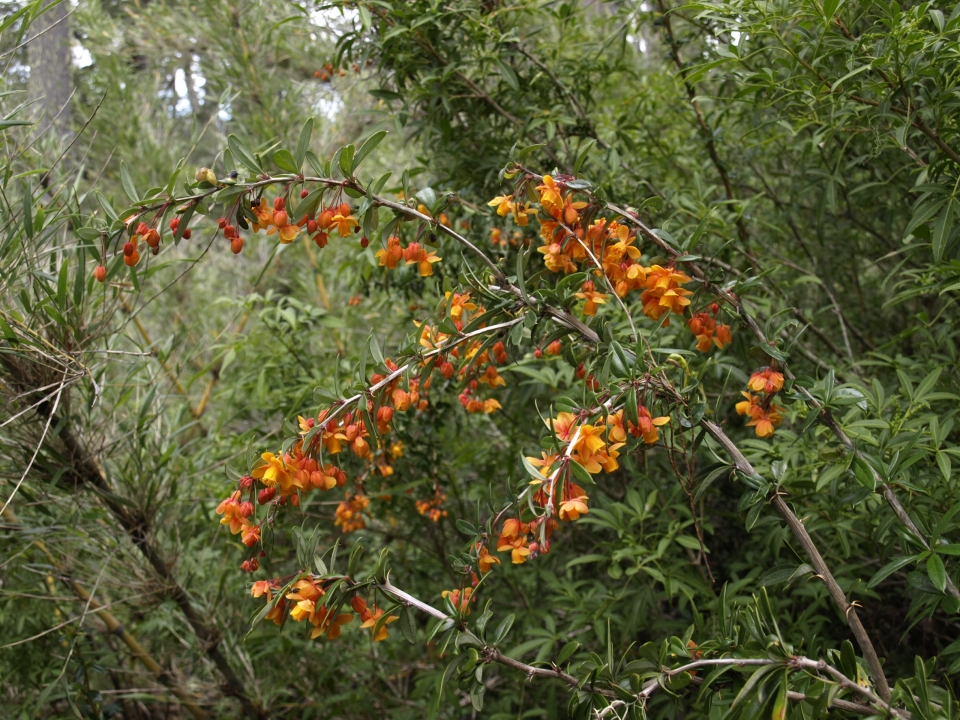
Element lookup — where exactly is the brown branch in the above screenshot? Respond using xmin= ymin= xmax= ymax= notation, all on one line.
xmin=700 ymin=419 xmax=891 ymax=700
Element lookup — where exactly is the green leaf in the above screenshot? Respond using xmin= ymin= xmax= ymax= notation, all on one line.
xmin=822 ymin=0 xmax=846 ymax=21
xmin=295 ymin=117 xmax=314 ymax=168
xmin=399 ymin=605 xmax=417 ymax=644
xmin=557 ymin=641 xmax=580 ymax=665
xmin=493 ymin=613 xmax=515 ymax=645
xmin=927 ymin=554 xmax=947 ymax=593
xmin=851 ymin=455 xmax=877 ymax=491
xmin=496 ymin=58 xmax=520 ymax=91
xmin=273 ymin=149 xmax=299 ymax=174
xmin=932 ymin=199 xmax=956 ymax=262
xmin=428 ymin=655 xmax=467 ymax=720
xmin=520 ymin=453 xmax=546 ymax=481
xmin=868 ymin=555 xmax=917 ymax=588
xmin=353 ymin=130 xmax=387 ymax=173
xmin=120 ymin=161 xmax=139 ymax=203
xmin=175 ymin=204 xmax=195 ymax=245
xmin=21 ymin=184 xmax=33 ymax=239
xmin=56 ymin=258 xmax=69 ymax=310
xmin=574 ymin=139 xmax=596 ymax=175
xmin=338 ymin=144 xmax=356 ymax=177
xmin=570 ymin=460 xmax=596 ymax=485
xmin=228 ymin=135 xmax=262 ymax=174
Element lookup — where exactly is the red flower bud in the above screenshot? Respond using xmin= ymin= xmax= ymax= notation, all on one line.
xmin=94 ymin=265 xmax=107 ymax=282
xmin=217 ymin=217 xmax=228 ymax=229
xmin=274 ymin=197 xmax=285 ymax=211
xmin=300 ymin=188 xmax=309 ymax=199
xmin=258 ymin=487 xmax=276 ymax=504
xmin=239 ymin=474 xmax=254 ymax=489
xmin=136 ymin=222 xmax=148 ymax=235
xmin=231 ymin=237 xmax=244 ymax=254
xmin=306 ymin=219 xmax=318 ymax=234
xmin=360 ymin=236 xmax=369 ymax=248
xmin=238 ymin=501 xmax=254 ymax=518
xmin=169 ymin=217 xmax=179 ymax=232
xmin=182 ymin=228 xmax=192 ymax=240
xmin=123 ymin=242 xmax=135 ymax=256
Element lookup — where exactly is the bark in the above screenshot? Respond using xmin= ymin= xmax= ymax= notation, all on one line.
xmin=28 ymin=0 xmax=72 ymax=136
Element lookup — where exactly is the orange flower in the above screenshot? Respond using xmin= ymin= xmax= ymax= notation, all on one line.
xmin=628 ymin=405 xmax=670 ymax=445
xmin=559 ymin=494 xmax=589 ymax=521
xmin=376 ymin=236 xmax=404 ymax=269
xmin=251 ymin=452 xmax=295 ymax=490
xmin=404 ymin=243 xmax=442 ymax=276
xmin=735 ymin=391 xmax=784 ymax=438
xmin=442 ymin=587 xmax=474 ymax=615
xmin=286 ymin=578 xmax=324 ymax=603
xmin=537 ymin=175 xmax=563 ymax=216
xmin=488 ymin=195 xmax=514 ymax=217
xmin=497 ymin=534 xmax=530 ymax=564
xmin=360 ymin=607 xmax=398 ymax=641
xmin=251 ymin=580 xmax=275 ymax=601
xmin=241 ymin=523 xmax=261 ymax=547
xmin=311 ymin=605 xmax=353 ymax=640
xmin=526 ymin=452 xmax=560 ymax=481
xmin=267 ymin=210 xmax=300 ymax=243
xmin=547 ymin=412 xmax=577 ymax=442
xmin=478 ymin=365 xmax=506 ymax=388
xmin=447 ymin=292 xmax=476 ymax=320
xmin=331 ymin=212 xmax=357 ymax=237
xmin=216 ymin=490 xmax=245 ymax=534
xmin=265 ymin=597 xmax=287 ymax=625
xmin=575 ymin=279 xmax=609 ymax=316
xmin=748 ymin=367 xmax=784 ymax=395
xmin=606 ymin=410 xmax=627 ymax=443
xmin=477 ymin=544 xmax=501 ymax=573
xmin=290 ymin=599 xmax=316 ymax=623
xmin=641 ymin=265 xmax=693 ymax=323
xmin=251 ymin=202 xmax=275 ymax=233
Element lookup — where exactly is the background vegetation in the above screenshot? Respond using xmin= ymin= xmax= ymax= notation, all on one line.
xmin=1 ymin=0 xmax=959 ymax=718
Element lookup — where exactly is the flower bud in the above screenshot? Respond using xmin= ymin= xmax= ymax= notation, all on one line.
xmin=231 ymin=237 xmax=244 ymax=254
xmin=123 ymin=242 xmax=135 ymax=256
xmin=239 ymin=474 xmax=254 ymax=489
xmin=94 ymin=265 xmax=107 ymax=282
xmin=217 ymin=217 xmax=228 ymax=229
xmin=360 ymin=236 xmax=369 ymax=248
xmin=195 ymin=167 xmax=217 ymax=185
xmin=274 ymin=197 xmax=285 ymax=211
xmin=306 ymin=219 xmax=318 ymax=234
xmin=301 ymin=188 xmax=309 ymax=199
xmin=238 ymin=501 xmax=254 ymax=518
xmin=182 ymin=228 xmax=192 ymax=240
xmin=169 ymin=217 xmax=179 ymax=233
xmin=258 ymin=487 xmax=276 ymax=504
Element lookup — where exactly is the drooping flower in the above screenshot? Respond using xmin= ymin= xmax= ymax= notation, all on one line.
xmin=628 ymin=405 xmax=670 ymax=445
xmin=360 ymin=607 xmax=398 ymax=641
xmin=575 ymin=279 xmax=609 ymax=316
xmin=748 ymin=367 xmax=784 ymax=395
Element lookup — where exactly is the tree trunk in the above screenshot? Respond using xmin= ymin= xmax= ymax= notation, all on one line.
xmin=28 ymin=0 xmax=72 ymax=136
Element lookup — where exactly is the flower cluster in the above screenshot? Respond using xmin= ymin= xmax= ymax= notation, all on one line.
xmin=687 ymin=305 xmax=733 ymax=352
xmin=736 ymin=367 xmax=785 ymax=438
xmin=375 ymin=236 xmax=442 ymax=276
xmin=415 ymin=490 xmax=448 ymax=522
xmin=335 ymin=493 xmax=370 ymax=533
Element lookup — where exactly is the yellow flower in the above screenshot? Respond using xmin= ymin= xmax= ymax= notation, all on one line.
xmin=487 ymin=195 xmax=514 ymax=217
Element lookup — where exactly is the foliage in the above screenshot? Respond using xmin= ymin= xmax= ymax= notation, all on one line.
xmin=1 ymin=0 xmax=960 ymax=718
